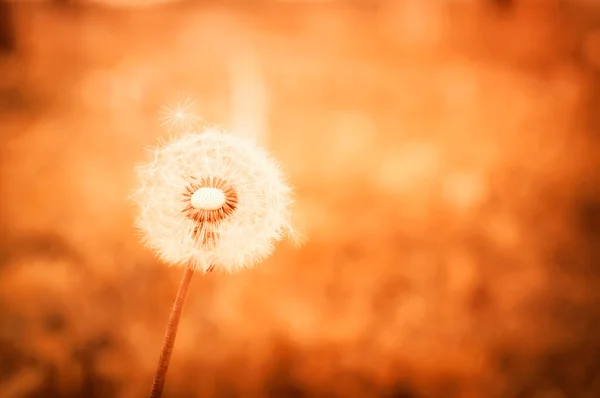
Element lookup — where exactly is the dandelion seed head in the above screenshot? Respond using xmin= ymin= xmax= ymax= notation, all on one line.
xmin=132 ymin=127 xmax=296 ymax=273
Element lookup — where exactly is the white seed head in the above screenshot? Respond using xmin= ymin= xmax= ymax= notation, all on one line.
xmin=132 ymin=128 xmax=297 ymax=273
xmin=190 ymin=187 xmax=226 ymax=210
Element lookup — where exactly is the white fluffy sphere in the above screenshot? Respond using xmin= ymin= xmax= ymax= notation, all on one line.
xmin=133 ymin=129 xmax=296 ymax=273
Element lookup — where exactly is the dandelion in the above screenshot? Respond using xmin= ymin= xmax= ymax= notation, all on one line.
xmin=132 ymin=112 xmax=298 ymax=397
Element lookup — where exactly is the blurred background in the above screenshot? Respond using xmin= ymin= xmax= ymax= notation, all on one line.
xmin=1 ymin=0 xmax=600 ymax=397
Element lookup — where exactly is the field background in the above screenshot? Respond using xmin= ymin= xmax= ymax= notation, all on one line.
xmin=1 ymin=1 xmax=600 ymax=397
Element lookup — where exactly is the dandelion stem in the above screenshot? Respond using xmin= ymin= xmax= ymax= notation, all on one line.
xmin=149 ymin=267 xmax=194 ymax=398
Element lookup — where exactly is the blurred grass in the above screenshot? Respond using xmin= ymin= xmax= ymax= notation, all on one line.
xmin=1 ymin=1 xmax=600 ymax=397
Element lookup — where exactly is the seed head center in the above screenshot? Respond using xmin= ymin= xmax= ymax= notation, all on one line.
xmin=190 ymin=187 xmax=226 ymax=211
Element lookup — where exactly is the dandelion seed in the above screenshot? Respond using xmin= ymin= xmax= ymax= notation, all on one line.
xmin=158 ymin=95 xmax=203 ymax=133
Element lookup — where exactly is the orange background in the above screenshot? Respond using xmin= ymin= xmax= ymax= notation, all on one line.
xmin=1 ymin=1 xmax=600 ymax=397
